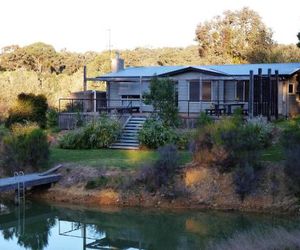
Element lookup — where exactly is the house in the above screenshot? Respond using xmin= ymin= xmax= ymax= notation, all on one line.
xmin=88 ymin=54 xmax=300 ymax=119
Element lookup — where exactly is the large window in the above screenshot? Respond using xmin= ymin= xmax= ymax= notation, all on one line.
xmin=202 ymin=81 xmax=211 ymax=101
xmin=189 ymin=80 xmax=200 ymax=101
xmin=236 ymin=80 xmax=249 ymax=101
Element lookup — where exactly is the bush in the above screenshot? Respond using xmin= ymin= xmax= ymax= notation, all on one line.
xmin=280 ymin=125 xmax=300 ymax=197
xmin=5 ymin=93 xmax=48 ymax=128
xmin=196 ymin=112 xmax=213 ymax=128
xmin=0 ymin=123 xmax=49 ymax=174
xmin=233 ymin=163 xmax=257 ymax=201
xmin=46 ymin=108 xmax=59 ymax=129
xmin=284 ymin=146 xmax=300 ymax=196
xmin=194 ymin=117 xmax=264 ymax=172
xmin=193 ymin=117 xmax=265 ymax=200
xmin=58 ymin=115 xmax=121 ymax=149
xmin=138 ymin=119 xmax=176 ymax=149
xmin=248 ymin=116 xmax=276 ymax=148
xmin=136 ymin=144 xmax=180 ymax=192
xmin=85 ymin=175 xmax=128 ymax=190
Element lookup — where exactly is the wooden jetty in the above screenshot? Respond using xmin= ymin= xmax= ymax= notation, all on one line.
xmin=0 ymin=165 xmax=62 ymax=192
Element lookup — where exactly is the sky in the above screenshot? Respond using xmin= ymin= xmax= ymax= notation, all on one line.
xmin=1 ymin=0 xmax=299 ymax=52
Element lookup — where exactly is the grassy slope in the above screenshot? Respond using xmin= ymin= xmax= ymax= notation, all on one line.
xmin=49 ymin=147 xmax=192 ymax=169
xmin=261 ymin=117 xmax=300 ymax=163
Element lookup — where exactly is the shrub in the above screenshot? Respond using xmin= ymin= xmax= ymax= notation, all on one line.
xmin=173 ymin=130 xmax=195 ymax=149
xmin=196 ymin=112 xmax=213 ymax=129
xmin=194 ymin=117 xmax=265 ymax=200
xmin=233 ymin=163 xmax=256 ymax=201
xmin=143 ymin=77 xmax=179 ymax=127
xmin=85 ymin=175 xmax=126 ymax=190
xmin=5 ymin=93 xmax=48 ymax=128
xmin=46 ymin=108 xmax=59 ymax=129
xmin=220 ymin=123 xmax=263 ymax=171
xmin=0 ymin=123 xmax=49 ymax=174
xmin=58 ymin=115 xmax=121 ymax=149
xmin=136 ymin=144 xmax=180 ymax=192
xmin=194 ymin=118 xmax=263 ymax=173
xmin=280 ymin=126 xmax=300 ymax=197
xmin=248 ymin=116 xmax=276 ymax=148
xmin=138 ymin=119 xmax=175 ymax=149
xmin=284 ymin=146 xmax=300 ymax=196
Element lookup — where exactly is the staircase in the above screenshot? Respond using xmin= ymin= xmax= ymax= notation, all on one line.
xmin=110 ymin=116 xmax=147 ymax=150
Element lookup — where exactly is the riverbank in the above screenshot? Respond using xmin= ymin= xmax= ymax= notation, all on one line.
xmin=32 ymin=162 xmax=300 ymax=214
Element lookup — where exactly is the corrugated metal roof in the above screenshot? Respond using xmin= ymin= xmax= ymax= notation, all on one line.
xmin=97 ymin=62 xmax=300 ymax=79
xmin=207 ymin=63 xmax=300 ymax=76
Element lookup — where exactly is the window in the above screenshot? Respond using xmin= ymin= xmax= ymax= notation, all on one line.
xmin=236 ymin=81 xmax=244 ymax=101
xmin=174 ymin=82 xmax=178 ymax=107
xmin=189 ymin=80 xmax=200 ymax=101
xmin=121 ymin=95 xmax=140 ymax=99
xmin=236 ymin=80 xmax=249 ymax=101
xmin=288 ymin=84 xmax=294 ymax=94
xmin=202 ymin=81 xmax=211 ymax=101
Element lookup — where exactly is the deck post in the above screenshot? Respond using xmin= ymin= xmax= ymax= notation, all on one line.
xmin=83 ymin=66 xmax=87 ymax=92
xmin=249 ymin=70 xmax=254 ymax=118
xmin=275 ymin=70 xmax=279 ymax=119
xmin=258 ymin=68 xmax=263 ymax=115
xmin=268 ymin=68 xmax=272 ymax=121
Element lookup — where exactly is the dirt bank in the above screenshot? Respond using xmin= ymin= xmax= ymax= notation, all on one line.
xmin=33 ymin=163 xmax=300 ymax=214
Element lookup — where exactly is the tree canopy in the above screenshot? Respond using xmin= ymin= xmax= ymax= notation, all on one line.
xmin=195 ymin=7 xmax=274 ymax=64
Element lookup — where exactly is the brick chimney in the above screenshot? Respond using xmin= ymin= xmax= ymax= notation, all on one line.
xmin=111 ymin=52 xmax=124 ymax=73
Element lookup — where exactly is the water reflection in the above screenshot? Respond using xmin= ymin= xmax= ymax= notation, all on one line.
xmin=0 ymin=202 xmax=299 ymax=250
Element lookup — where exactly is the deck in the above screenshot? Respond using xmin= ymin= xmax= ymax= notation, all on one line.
xmin=0 ymin=165 xmax=62 ymax=192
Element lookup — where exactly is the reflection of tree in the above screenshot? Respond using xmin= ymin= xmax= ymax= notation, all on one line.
xmin=2 ymin=228 xmax=15 ymax=240
xmin=17 ymin=217 xmax=56 ymax=250
xmin=0 ymin=203 xmax=57 ymax=250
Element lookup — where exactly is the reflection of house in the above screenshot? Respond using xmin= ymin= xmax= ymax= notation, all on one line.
xmin=92 ymin=54 xmax=300 ymax=118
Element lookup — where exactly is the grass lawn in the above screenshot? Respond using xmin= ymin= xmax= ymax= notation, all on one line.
xmin=49 ymin=147 xmax=192 ymax=169
xmin=261 ymin=144 xmax=284 ymax=162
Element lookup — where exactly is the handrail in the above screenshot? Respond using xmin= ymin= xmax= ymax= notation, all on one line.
xmin=58 ymin=97 xmax=255 ymax=118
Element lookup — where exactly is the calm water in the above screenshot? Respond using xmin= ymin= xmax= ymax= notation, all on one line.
xmin=0 ymin=201 xmax=299 ymax=250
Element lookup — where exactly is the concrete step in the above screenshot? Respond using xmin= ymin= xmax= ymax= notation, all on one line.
xmin=118 ymin=139 xmax=139 ymax=143
xmin=110 ymin=142 xmax=139 ymax=147
xmin=109 ymin=145 xmax=139 ymax=150
xmin=123 ymin=127 xmax=139 ymax=132
xmin=120 ymin=134 xmax=138 ymax=138
xmin=130 ymin=118 xmax=147 ymax=122
xmin=125 ymin=125 xmax=143 ymax=128
xmin=110 ymin=116 xmax=147 ymax=150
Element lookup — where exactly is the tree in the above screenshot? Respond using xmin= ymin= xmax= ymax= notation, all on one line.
xmin=144 ymin=77 xmax=179 ymax=127
xmin=297 ymin=32 xmax=300 ymax=48
xmin=195 ymin=7 xmax=274 ymax=63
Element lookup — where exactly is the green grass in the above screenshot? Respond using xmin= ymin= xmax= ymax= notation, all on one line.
xmin=272 ymin=116 xmax=300 ymax=130
xmin=49 ymin=147 xmax=192 ymax=169
xmin=261 ymin=144 xmax=284 ymax=162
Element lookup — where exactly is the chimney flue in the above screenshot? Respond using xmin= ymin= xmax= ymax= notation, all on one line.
xmin=111 ymin=52 xmax=124 ymax=73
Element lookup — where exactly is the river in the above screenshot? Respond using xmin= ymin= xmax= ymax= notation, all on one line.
xmin=0 ymin=201 xmax=299 ymax=250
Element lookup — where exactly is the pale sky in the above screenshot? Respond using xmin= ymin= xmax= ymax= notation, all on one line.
xmin=1 ymin=0 xmax=299 ymax=52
